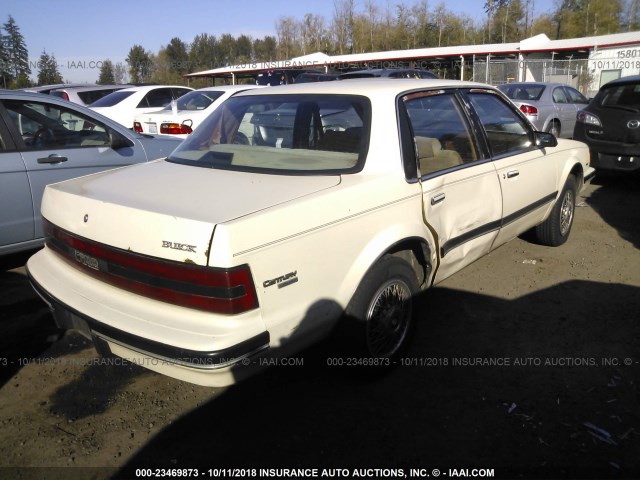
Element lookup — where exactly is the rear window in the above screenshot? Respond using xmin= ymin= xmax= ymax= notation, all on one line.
xmin=164 ymin=90 xmax=225 ymax=111
xmin=499 ymin=84 xmax=545 ymax=101
xmin=167 ymin=94 xmax=370 ymax=175
xmin=598 ymin=82 xmax=640 ymax=110
xmin=90 ymin=90 xmax=134 ymax=107
xmin=78 ymin=88 xmax=124 ymax=104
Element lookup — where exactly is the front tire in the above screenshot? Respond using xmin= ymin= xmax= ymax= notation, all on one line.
xmin=344 ymin=256 xmax=419 ymax=359
xmin=535 ymin=175 xmax=577 ymax=246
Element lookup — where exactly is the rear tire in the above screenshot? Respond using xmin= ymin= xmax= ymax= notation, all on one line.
xmin=344 ymin=256 xmax=418 ymax=359
xmin=546 ymin=120 xmax=561 ymax=138
xmin=534 ymin=175 xmax=577 ymax=246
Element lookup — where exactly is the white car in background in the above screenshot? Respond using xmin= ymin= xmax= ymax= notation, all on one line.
xmin=89 ymin=85 xmax=193 ymax=129
xmin=133 ymin=85 xmax=263 ymax=138
xmin=50 ymin=84 xmax=128 ymax=106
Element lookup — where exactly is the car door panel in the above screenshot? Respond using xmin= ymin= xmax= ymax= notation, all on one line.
xmin=1 ymin=98 xmax=148 ymax=241
xmin=421 ymin=162 xmax=502 ymax=283
xmin=465 ymin=91 xmax=558 ymax=247
xmin=0 ymin=151 xmax=34 ymax=249
xmin=402 ymin=90 xmax=503 ymax=284
xmin=492 ymin=149 xmax=558 ymax=244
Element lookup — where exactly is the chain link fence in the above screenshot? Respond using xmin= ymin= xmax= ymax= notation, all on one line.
xmin=471 ymin=55 xmax=640 ymax=97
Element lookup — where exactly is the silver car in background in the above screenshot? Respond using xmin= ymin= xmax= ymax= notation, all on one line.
xmin=498 ymin=82 xmax=589 ymax=138
xmin=0 ymin=90 xmax=182 ymax=257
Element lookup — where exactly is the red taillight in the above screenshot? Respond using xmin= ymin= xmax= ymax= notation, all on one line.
xmin=519 ymin=104 xmax=538 ymax=115
xmin=133 ymin=122 xmax=143 ymax=133
xmin=160 ymin=123 xmax=193 ymax=135
xmin=62 ymin=92 xmax=69 ymax=101
xmin=43 ymin=219 xmax=258 ymax=315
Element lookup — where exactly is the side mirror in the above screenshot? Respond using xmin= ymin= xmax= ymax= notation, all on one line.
xmin=535 ymin=131 xmax=557 ymax=148
xmin=109 ymin=129 xmax=134 ymax=150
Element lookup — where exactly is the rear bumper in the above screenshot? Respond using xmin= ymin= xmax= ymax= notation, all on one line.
xmin=591 ymin=152 xmax=640 ymax=172
xmin=26 ymin=249 xmax=270 ymax=386
xmin=573 ymin=131 xmax=640 ymax=172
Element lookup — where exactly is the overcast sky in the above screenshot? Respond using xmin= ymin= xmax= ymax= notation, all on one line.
xmin=4 ymin=0 xmax=555 ymax=83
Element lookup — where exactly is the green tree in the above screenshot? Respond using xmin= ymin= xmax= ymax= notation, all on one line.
xmin=190 ymin=33 xmax=218 ymax=72
xmin=164 ymin=37 xmax=189 ymax=76
xmin=253 ymin=36 xmax=277 ymax=62
xmin=126 ymin=45 xmax=153 ymax=83
xmin=37 ymin=50 xmax=62 ymax=85
xmin=554 ymin=0 xmax=623 ymax=38
xmin=2 ymin=15 xmax=30 ymax=88
xmin=97 ymin=59 xmax=115 ymax=84
xmin=218 ymin=33 xmax=238 ymax=65
xmin=236 ymin=34 xmax=253 ymax=63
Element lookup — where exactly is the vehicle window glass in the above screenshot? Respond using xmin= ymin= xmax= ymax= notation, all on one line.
xmin=173 ymin=88 xmax=192 ymax=99
xmin=89 ymin=90 xmax=134 ymax=107
xmin=171 ymin=90 xmax=224 ymax=111
xmin=598 ymin=83 xmax=640 ymax=110
xmin=500 ymin=85 xmax=545 ymax=101
xmin=564 ymin=87 xmax=588 ymax=104
xmin=467 ymin=92 xmax=533 ymax=157
xmin=78 ymin=88 xmax=122 ymax=105
xmin=403 ymin=92 xmax=477 ymax=176
xmin=3 ymin=100 xmax=110 ymax=150
xmin=139 ymin=89 xmax=173 ymax=108
xmin=167 ymin=94 xmax=370 ymax=175
xmin=552 ymin=87 xmax=568 ymax=103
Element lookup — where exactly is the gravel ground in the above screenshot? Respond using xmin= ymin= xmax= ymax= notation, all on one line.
xmin=0 ymin=175 xmax=638 ymax=480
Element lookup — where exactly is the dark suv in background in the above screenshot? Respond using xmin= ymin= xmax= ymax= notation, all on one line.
xmin=573 ymin=75 xmax=640 ymax=173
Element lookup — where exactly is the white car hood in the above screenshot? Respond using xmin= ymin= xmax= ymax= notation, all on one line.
xmin=41 ymin=160 xmax=340 ymax=265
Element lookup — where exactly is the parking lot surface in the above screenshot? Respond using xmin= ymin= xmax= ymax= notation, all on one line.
xmin=1 ymin=175 xmax=639 ymax=480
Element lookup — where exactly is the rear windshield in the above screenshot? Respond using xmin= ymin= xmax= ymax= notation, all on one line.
xmin=167 ymin=94 xmax=370 ymax=175
xmin=78 ymin=88 xmax=124 ymax=104
xmin=162 ymin=90 xmax=225 ymax=111
xmin=598 ymin=83 xmax=640 ymax=110
xmin=499 ymin=84 xmax=545 ymax=101
xmin=89 ymin=90 xmax=135 ymax=107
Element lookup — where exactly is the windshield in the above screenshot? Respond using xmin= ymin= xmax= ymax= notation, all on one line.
xmin=162 ymin=90 xmax=225 ymax=111
xmin=598 ymin=83 xmax=640 ymax=111
xmin=90 ymin=90 xmax=135 ymax=107
xmin=167 ymin=94 xmax=370 ymax=175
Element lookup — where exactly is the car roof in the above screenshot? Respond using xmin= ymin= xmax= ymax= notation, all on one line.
xmin=116 ymin=84 xmax=194 ymax=93
xmin=499 ymin=82 xmax=569 ymax=88
xmin=601 ymin=75 xmax=640 ymax=87
xmin=51 ymin=84 xmax=128 ymax=93
xmin=19 ymin=83 xmax=87 ymax=93
xmin=195 ymin=85 xmax=262 ymax=92
xmin=233 ymin=77 xmax=490 ymax=99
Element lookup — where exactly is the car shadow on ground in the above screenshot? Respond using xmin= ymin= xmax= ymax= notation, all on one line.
xmin=0 ymin=263 xmax=61 ymax=388
xmin=115 ymin=280 xmax=640 ymax=480
xmin=587 ymin=174 xmax=640 ymax=249
xmin=0 ymin=256 xmax=148 ymax=395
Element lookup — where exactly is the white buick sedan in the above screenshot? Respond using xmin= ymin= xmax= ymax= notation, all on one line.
xmin=27 ymin=79 xmax=594 ymax=386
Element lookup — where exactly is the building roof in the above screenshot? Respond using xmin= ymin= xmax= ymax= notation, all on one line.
xmin=185 ymin=31 xmax=640 ymax=79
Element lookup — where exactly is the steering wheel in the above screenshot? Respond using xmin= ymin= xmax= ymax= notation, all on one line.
xmin=233 ymin=132 xmax=250 ymax=145
xmin=32 ymin=127 xmax=54 ymax=147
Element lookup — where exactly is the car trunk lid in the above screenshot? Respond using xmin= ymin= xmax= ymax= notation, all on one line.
xmin=41 ymin=159 xmax=341 ymax=266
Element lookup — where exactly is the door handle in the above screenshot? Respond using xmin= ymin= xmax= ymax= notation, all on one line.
xmin=38 ymin=154 xmax=68 ymax=164
xmin=506 ymin=170 xmax=519 ymax=178
xmin=431 ymin=193 xmax=446 ymax=205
